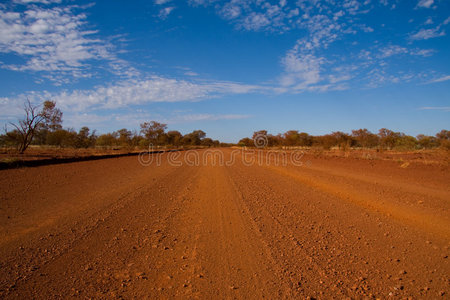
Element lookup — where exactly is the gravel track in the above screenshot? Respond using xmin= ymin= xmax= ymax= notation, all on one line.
xmin=0 ymin=149 xmax=448 ymax=298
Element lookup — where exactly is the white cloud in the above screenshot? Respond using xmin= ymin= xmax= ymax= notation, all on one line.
xmin=240 ymin=12 xmax=271 ymax=30
xmin=416 ymin=0 xmax=434 ymax=9
xmin=412 ymin=48 xmax=435 ymax=56
xmin=419 ymin=107 xmax=450 ymax=111
xmin=154 ymin=0 xmax=171 ymax=5
xmin=0 ymin=77 xmax=264 ymax=112
xmin=374 ymin=45 xmax=433 ymax=58
xmin=220 ymin=2 xmax=242 ymax=19
xmin=329 ymin=74 xmax=352 ymax=84
xmin=424 ymin=17 xmax=433 ymax=25
xmin=361 ymin=25 xmax=374 ymax=32
xmin=184 ymin=71 xmax=199 ymax=76
xmin=213 ymin=0 xmax=372 ymax=33
xmin=13 ymin=0 xmax=61 ymax=4
xmin=364 ymin=68 xmax=425 ymax=88
xmin=280 ymin=51 xmax=322 ymax=88
xmin=0 ymin=4 xmax=136 ymax=82
xmin=427 ymin=75 xmax=450 ymax=83
xmin=159 ymin=6 xmax=175 ymax=19
xmin=378 ymin=45 xmax=408 ymax=58
xmin=410 ymin=27 xmax=445 ymax=40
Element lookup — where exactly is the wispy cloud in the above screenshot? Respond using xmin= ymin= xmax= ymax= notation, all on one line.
xmin=154 ymin=0 xmax=171 ymax=4
xmin=377 ymin=45 xmax=435 ymax=58
xmin=158 ymin=6 xmax=175 ymax=19
xmin=419 ymin=106 xmax=450 ymax=111
xmin=211 ymin=0 xmax=373 ymax=33
xmin=410 ymin=16 xmax=450 ymax=41
xmin=13 ymin=0 xmax=62 ymax=4
xmin=416 ymin=0 xmax=434 ymax=9
xmin=410 ymin=27 xmax=445 ymax=40
xmin=0 ymin=3 xmax=137 ymax=83
xmin=427 ymin=75 xmax=450 ymax=83
xmin=279 ymin=51 xmax=323 ymax=90
xmin=0 ymin=76 xmax=264 ymax=112
xmin=184 ymin=71 xmax=199 ymax=76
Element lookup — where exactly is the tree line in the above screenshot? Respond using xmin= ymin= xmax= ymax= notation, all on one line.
xmin=1 ymin=100 xmax=221 ymax=153
xmin=239 ymin=129 xmax=450 ymax=150
xmin=2 ymin=100 xmax=448 ymax=153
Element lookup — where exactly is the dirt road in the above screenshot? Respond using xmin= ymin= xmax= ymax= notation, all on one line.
xmin=0 ymin=148 xmax=449 ymax=298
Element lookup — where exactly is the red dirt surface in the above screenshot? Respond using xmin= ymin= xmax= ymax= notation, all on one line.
xmin=0 ymin=148 xmax=449 ymax=298
xmin=0 ymin=147 xmax=140 ymax=162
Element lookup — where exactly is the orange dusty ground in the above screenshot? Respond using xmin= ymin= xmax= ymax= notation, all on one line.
xmin=0 ymin=147 xmax=140 ymax=162
xmin=0 ymin=148 xmax=449 ymax=298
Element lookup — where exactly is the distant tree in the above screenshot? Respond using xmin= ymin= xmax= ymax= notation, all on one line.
xmin=33 ymin=100 xmax=64 ymax=145
xmin=314 ymin=134 xmax=337 ymax=150
xmin=96 ymin=132 xmax=118 ymax=148
xmin=41 ymin=100 xmax=63 ymax=131
xmin=167 ymin=130 xmax=183 ymax=147
xmin=252 ymin=130 xmax=268 ymax=148
xmin=1 ymin=129 xmax=22 ymax=148
xmin=201 ymin=137 xmax=214 ymax=147
xmin=331 ymin=131 xmax=353 ymax=150
xmin=378 ymin=128 xmax=401 ymax=150
xmin=252 ymin=130 xmax=268 ymax=140
xmin=75 ymin=127 xmax=96 ymax=148
xmin=268 ymin=134 xmax=282 ymax=147
xmin=297 ymin=132 xmax=313 ymax=147
xmin=436 ymin=129 xmax=450 ymax=150
xmin=436 ymin=130 xmax=450 ymax=140
xmin=352 ymin=129 xmax=379 ymax=148
xmin=117 ymin=128 xmax=132 ymax=147
xmin=395 ymin=135 xmax=417 ymax=150
xmin=416 ymin=134 xmax=439 ymax=149
xmin=46 ymin=129 xmax=73 ymax=147
xmin=238 ymin=137 xmax=253 ymax=147
xmin=140 ymin=121 xmax=167 ymax=146
xmin=129 ymin=130 xmax=142 ymax=147
xmin=8 ymin=99 xmax=47 ymax=153
xmin=182 ymin=130 xmax=206 ymax=145
xmin=283 ymin=130 xmax=300 ymax=146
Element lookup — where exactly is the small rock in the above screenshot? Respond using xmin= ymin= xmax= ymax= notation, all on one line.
xmin=84 ymin=265 xmax=92 ymax=271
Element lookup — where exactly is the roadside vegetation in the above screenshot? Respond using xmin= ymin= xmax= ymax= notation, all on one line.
xmin=239 ymin=129 xmax=450 ymax=151
xmin=1 ymin=100 xmax=223 ymax=153
xmin=1 ymin=100 xmax=448 ymax=155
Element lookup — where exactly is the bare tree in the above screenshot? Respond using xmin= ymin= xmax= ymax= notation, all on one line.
xmin=9 ymin=99 xmax=46 ymax=153
xmin=7 ymin=99 xmax=63 ymax=153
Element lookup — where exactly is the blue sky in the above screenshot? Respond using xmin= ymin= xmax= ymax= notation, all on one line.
xmin=0 ymin=0 xmax=449 ymax=142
